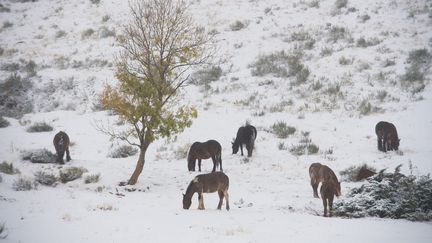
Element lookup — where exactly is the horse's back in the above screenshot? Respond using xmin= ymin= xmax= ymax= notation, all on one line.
xmin=205 ymin=140 xmax=222 ymax=152
xmin=53 ymin=131 xmax=70 ymax=146
xmin=236 ymin=125 xmax=257 ymax=142
xmin=310 ymin=163 xmax=338 ymax=183
xmin=197 ymin=172 xmax=229 ymax=191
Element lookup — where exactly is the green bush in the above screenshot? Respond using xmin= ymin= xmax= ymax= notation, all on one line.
xmin=85 ymin=174 xmax=100 ymax=184
xmin=34 ymin=171 xmax=57 ymax=186
xmin=21 ymin=149 xmax=57 ymax=163
xmin=12 ymin=178 xmax=37 ymax=191
xmin=26 ymin=122 xmax=53 ymax=133
xmin=108 ymin=145 xmax=138 ymax=158
xmin=334 ymin=165 xmax=432 ymax=221
xmin=0 ymin=116 xmax=9 ymax=128
xmin=249 ymin=51 xmax=309 ymax=79
xmin=60 ymin=167 xmax=87 ymax=183
xmin=190 ymin=66 xmax=222 ymax=86
xmin=271 ymin=121 xmax=296 ymax=138
xmin=0 ymin=73 xmax=33 ymax=118
xmin=339 ymin=164 xmax=376 ymax=182
xmin=0 ymin=161 xmax=20 ymax=175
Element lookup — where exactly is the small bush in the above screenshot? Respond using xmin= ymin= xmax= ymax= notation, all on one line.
xmin=12 ymin=178 xmax=37 ymax=191
xmin=108 ymin=145 xmax=138 ymax=158
xmin=34 ymin=171 xmax=57 ymax=186
xmin=359 ymin=14 xmax=370 ymax=22
xmin=90 ymin=0 xmax=100 ymax=4
xmin=85 ymin=174 xmax=100 ymax=184
xmin=328 ymin=26 xmax=349 ymax=43
xmin=0 ymin=161 xmax=20 ymax=175
xmin=334 ymin=166 xmax=432 ymax=221
xmin=102 ymin=15 xmax=110 ymax=22
xmin=0 ymin=116 xmax=10 ymax=128
xmin=26 ymin=122 xmax=53 ymax=133
xmin=320 ymin=47 xmax=334 ymax=57
xmin=2 ymin=21 xmax=13 ymax=29
xmin=81 ymin=28 xmax=95 ymax=39
xmin=230 ymin=20 xmax=247 ymax=31
xmin=0 ymin=73 xmax=33 ymax=118
xmin=249 ymin=51 xmax=308 ymax=79
xmin=22 ymin=149 xmax=57 ymax=163
xmin=98 ymin=26 xmax=115 ymax=38
xmin=190 ymin=66 xmax=222 ymax=86
xmin=358 ymin=99 xmax=382 ymax=116
xmin=335 ymin=0 xmax=348 ymax=9
xmin=339 ymin=164 xmax=376 ymax=182
xmin=60 ymin=167 xmax=87 ymax=183
xmin=0 ymin=223 xmax=6 ymax=239
xmin=339 ymin=56 xmax=353 ymax=65
xmin=271 ymin=121 xmax=296 ymax=138
xmin=0 ymin=4 xmax=11 ymax=13
xmin=175 ymin=143 xmax=191 ymax=160
xmin=55 ymin=30 xmax=67 ymax=38
xmin=356 ymin=37 xmax=381 ymax=48
xmin=401 ymin=48 xmax=431 ymax=93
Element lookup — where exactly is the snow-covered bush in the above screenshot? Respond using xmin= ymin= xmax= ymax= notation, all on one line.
xmin=0 ymin=161 xmax=20 ymax=175
xmin=34 ymin=171 xmax=57 ymax=186
xmin=190 ymin=66 xmax=222 ymax=86
xmin=84 ymin=173 xmax=100 ymax=184
xmin=0 ymin=4 xmax=11 ymax=13
xmin=249 ymin=51 xmax=309 ymax=79
xmin=26 ymin=122 xmax=53 ymax=133
xmin=0 ymin=116 xmax=9 ymax=128
xmin=12 ymin=177 xmax=37 ymax=191
xmin=108 ymin=145 xmax=138 ymax=158
xmin=356 ymin=37 xmax=381 ymax=48
xmin=55 ymin=30 xmax=67 ymax=38
xmin=358 ymin=99 xmax=382 ymax=116
xmin=230 ymin=20 xmax=247 ymax=31
xmin=0 ymin=223 xmax=7 ymax=239
xmin=339 ymin=164 xmax=376 ymax=182
xmin=327 ymin=26 xmax=351 ymax=43
xmin=60 ymin=167 xmax=87 ymax=183
xmin=0 ymin=73 xmax=33 ymax=118
xmin=175 ymin=143 xmax=191 ymax=160
xmin=21 ymin=149 xmax=57 ymax=164
xmin=335 ymin=0 xmax=348 ymax=9
xmin=81 ymin=28 xmax=95 ymax=39
xmin=339 ymin=56 xmax=354 ymax=65
xmin=401 ymin=48 xmax=431 ymax=94
xmin=334 ymin=165 xmax=432 ymax=221
xmin=289 ymin=132 xmax=319 ymax=156
xmin=98 ymin=26 xmax=115 ymax=38
xmin=271 ymin=121 xmax=296 ymax=138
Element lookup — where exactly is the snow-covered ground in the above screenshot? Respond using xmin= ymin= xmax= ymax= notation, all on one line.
xmin=1 ymin=0 xmax=432 ymax=242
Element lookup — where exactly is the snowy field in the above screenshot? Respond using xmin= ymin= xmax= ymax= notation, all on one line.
xmin=1 ymin=0 xmax=432 ymax=242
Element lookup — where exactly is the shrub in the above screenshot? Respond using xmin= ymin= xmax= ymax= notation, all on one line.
xmin=401 ymin=48 xmax=431 ymax=93
xmin=0 ymin=223 xmax=7 ymax=239
xmin=175 ymin=143 xmax=191 ymax=160
xmin=55 ymin=30 xmax=67 ymax=38
xmin=0 ymin=175 xmax=2 ymax=183
xmin=108 ymin=145 xmax=138 ymax=158
xmin=2 ymin=21 xmax=13 ymax=29
xmin=359 ymin=14 xmax=370 ymax=22
xmin=26 ymin=122 xmax=53 ymax=133
xmin=21 ymin=149 xmax=57 ymax=164
xmin=98 ymin=26 xmax=115 ymax=38
xmin=230 ymin=20 xmax=247 ymax=31
xmin=81 ymin=28 xmax=95 ymax=39
xmin=328 ymin=26 xmax=349 ymax=43
xmin=59 ymin=167 xmax=87 ymax=183
xmin=249 ymin=51 xmax=308 ymax=79
xmin=356 ymin=37 xmax=381 ymax=48
xmin=102 ymin=15 xmax=110 ymax=22
xmin=0 ymin=4 xmax=11 ymax=13
xmin=190 ymin=66 xmax=222 ymax=85
xmin=334 ymin=165 xmax=432 ymax=221
xmin=358 ymin=99 xmax=382 ymax=116
xmin=0 ymin=116 xmax=9 ymax=128
xmin=1 ymin=62 xmax=19 ymax=72
xmin=85 ymin=174 xmax=100 ymax=184
xmin=339 ymin=164 xmax=376 ymax=182
xmin=0 ymin=73 xmax=33 ymax=118
xmin=0 ymin=161 xmax=20 ymax=175
xmin=335 ymin=0 xmax=348 ymax=9
xmin=34 ymin=171 xmax=57 ymax=186
xmin=12 ymin=178 xmax=37 ymax=191
xmin=339 ymin=56 xmax=353 ymax=65
xmin=271 ymin=121 xmax=296 ymax=138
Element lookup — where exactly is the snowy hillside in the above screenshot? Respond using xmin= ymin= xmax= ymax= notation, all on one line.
xmin=1 ymin=0 xmax=432 ymax=242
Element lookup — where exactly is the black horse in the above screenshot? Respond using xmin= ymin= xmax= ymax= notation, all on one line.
xmin=53 ymin=131 xmax=71 ymax=164
xmin=232 ymin=125 xmax=257 ymax=157
xmin=375 ymin=121 xmax=400 ymax=152
xmin=187 ymin=140 xmax=222 ymax=172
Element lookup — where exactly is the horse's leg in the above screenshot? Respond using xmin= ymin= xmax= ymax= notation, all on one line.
xmin=312 ymin=182 xmax=319 ymax=198
xmin=219 ymin=155 xmax=223 ymax=172
xmin=377 ymin=136 xmax=382 ymax=151
xmin=198 ymin=192 xmax=204 ymax=210
xmin=329 ymin=195 xmax=334 ymax=217
xmin=198 ymin=159 xmax=202 ymax=172
xmin=66 ymin=147 xmax=71 ymax=161
xmin=240 ymin=144 xmax=244 ymax=156
xmin=383 ymin=136 xmax=387 ymax=152
xmin=217 ymin=190 xmax=224 ymax=210
xmin=224 ymin=190 xmax=230 ymax=211
xmin=211 ymin=156 xmax=216 ymax=172
xmin=322 ymin=198 xmax=328 ymax=217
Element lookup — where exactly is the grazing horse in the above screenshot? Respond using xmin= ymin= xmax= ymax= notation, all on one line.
xmin=309 ymin=162 xmax=341 ymax=198
xmin=53 ymin=131 xmax=71 ymax=164
xmin=187 ymin=140 xmax=222 ymax=172
xmin=320 ymin=180 xmax=339 ymax=217
xmin=232 ymin=125 xmax=257 ymax=157
xmin=182 ymin=172 xmax=230 ymax=211
xmin=375 ymin=121 xmax=400 ymax=152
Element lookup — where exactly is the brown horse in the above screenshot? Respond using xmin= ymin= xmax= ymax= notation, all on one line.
xmin=320 ymin=180 xmax=339 ymax=217
xmin=309 ymin=162 xmax=341 ymax=198
xmin=375 ymin=121 xmax=400 ymax=152
xmin=182 ymin=172 xmax=230 ymax=211
xmin=232 ymin=125 xmax=257 ymax=157
xmin=53 ymin=131 xmax=71 ymax=164
xmin=187 ymin=140 xmax=222 ymax=172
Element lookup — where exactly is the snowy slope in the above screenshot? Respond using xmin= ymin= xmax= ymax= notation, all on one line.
xmin=1 ymin=0 xmax=432 ymax=242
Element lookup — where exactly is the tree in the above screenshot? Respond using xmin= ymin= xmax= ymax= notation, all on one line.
xmin=99 ymin=0 xmax=213 ymax=185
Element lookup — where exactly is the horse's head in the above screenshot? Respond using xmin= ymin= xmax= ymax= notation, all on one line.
xmin=392 ymin=138 xmax=400 ymax=150
xmin=182 ymin=193 xmax=191 ymax=209
xmin=231 ymin=139 xmax=239 ymax=154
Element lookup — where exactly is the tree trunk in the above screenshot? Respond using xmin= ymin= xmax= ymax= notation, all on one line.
xmin=128 ymin=147 xmax=147 ymax=185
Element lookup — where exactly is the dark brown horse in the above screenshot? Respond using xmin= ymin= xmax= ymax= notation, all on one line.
xmin=53 ymin=131 xmax=71 ymax=164
xmin=182 ymin=172 xmax=230 ymax=210
xmin=320 ymin=180 xmax=339 ymax=217
xmin=187 ymin=140 xmax=222 ymax=172
xmin=309 ymin=162 xmax=341 ymax=198
xmin=375 ymin=121 xmax=400 ymax=152
xmin=232 ymin=125 xmax=257 ymax=157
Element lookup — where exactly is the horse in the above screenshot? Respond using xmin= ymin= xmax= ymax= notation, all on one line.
xmin=309 ymin=162 xmax=341 ymax=198
xmin=182 ymin=172 xmax=230 ymax=211
xmin=375 ymin=121 xmax=400 ymax=152
xmin=53 ymin=131 xmax=71 ymax=164
xmin=320 ymin=180 xmax=339 ymax=217
xmin=232 ymin=125 xmax=257 ymax=157
xmin=187 ymin=140 xmax=222 ymax=172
